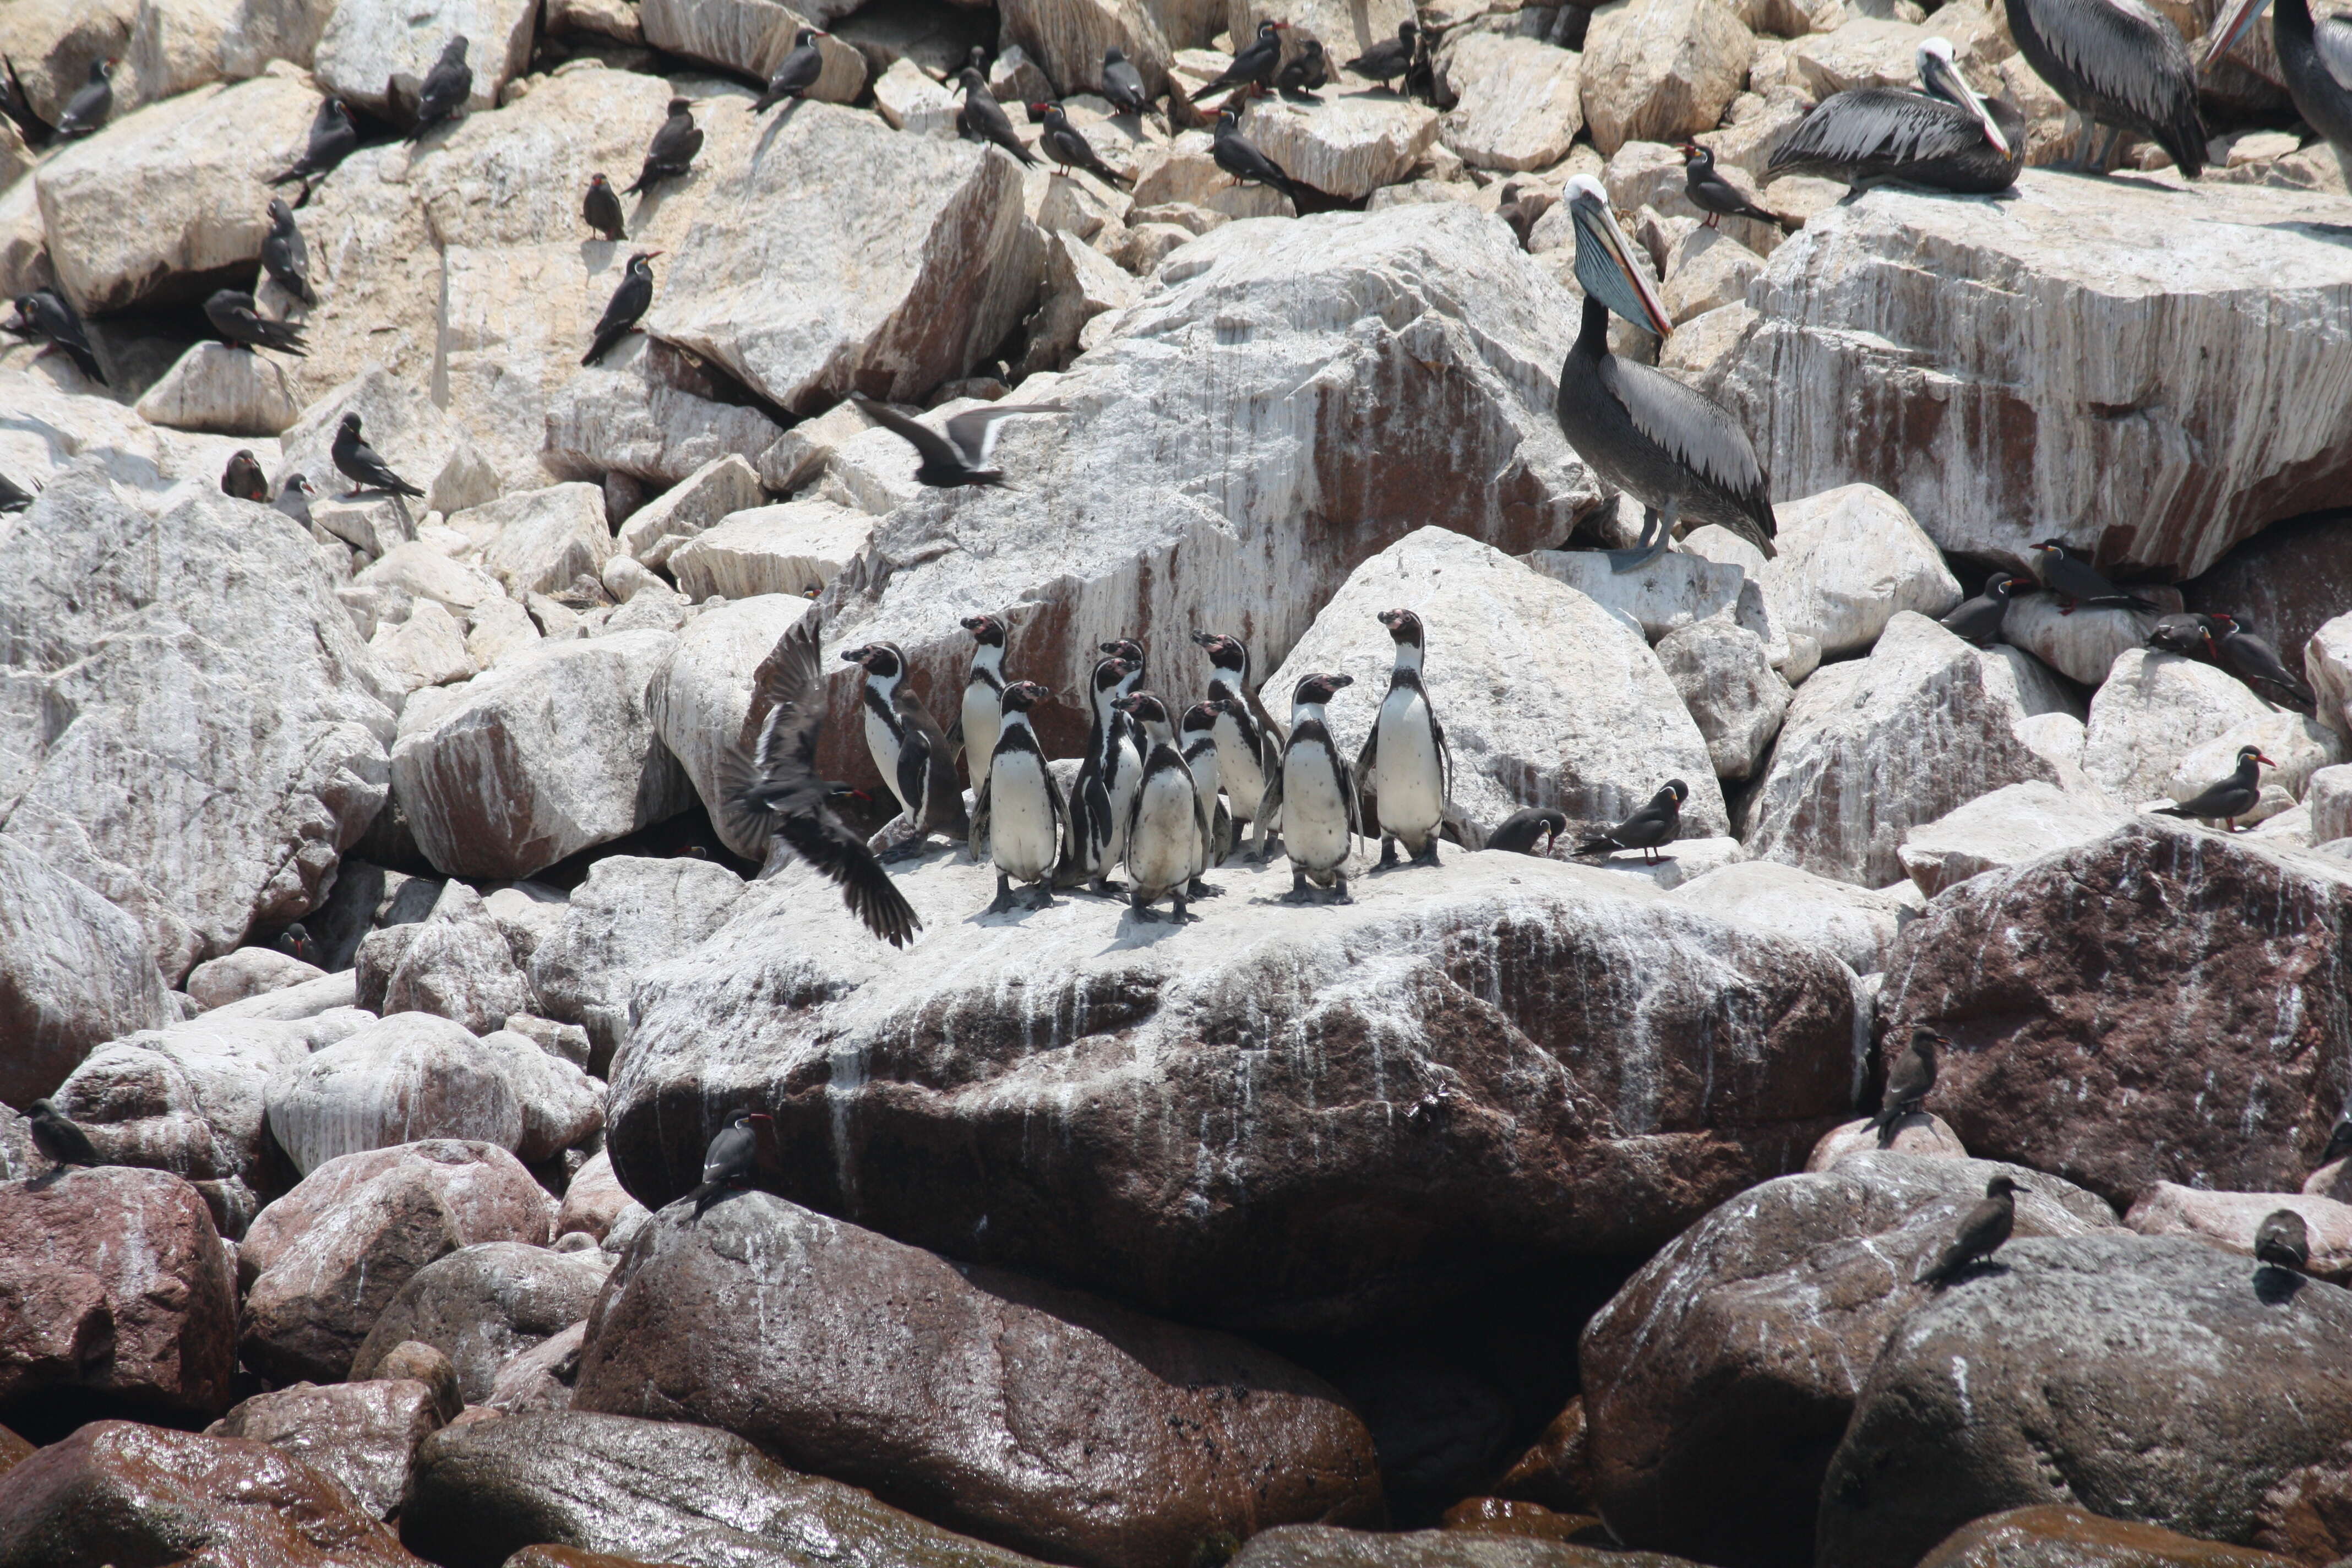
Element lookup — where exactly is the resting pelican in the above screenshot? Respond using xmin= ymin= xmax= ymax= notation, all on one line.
xmin=2202 ymin=0 xmax=2352 ymax=157
xmin=1553 ymin=176 xmax=1775 ymax=573
xmin=1769 ymin=38 xmax=2028 ymax=193
xmin=2003 ymin=0 xmax=2207 ymax=175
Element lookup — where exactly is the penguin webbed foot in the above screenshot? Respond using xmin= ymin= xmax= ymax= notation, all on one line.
xmin=1026 ymin=884 xmax=1058 ymax=910
xmin=1088 ymin=876 xmax=1128 ymax=897
xmin=1187 ymin=878 xmax=1224 ymax=898
xmin=1281 ymin=868 xmax=1317 ymax=904
xmin=1326 ymin=875 xmax=1353 ymax=905
xmin=1410 ymin=841 xmax=1440 ymax=867
xmin=986 ymin=873 xmax=1022 ymax=914
xmin=877 ymin=837 xmax=930 ymax=863
xmin=1377 ymin=836 xmax=1401 ymax=869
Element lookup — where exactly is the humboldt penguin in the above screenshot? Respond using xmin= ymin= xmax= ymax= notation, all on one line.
xmin=1919 ymin=1173 xmax=2017 ymax=1284
xmin=1577 ymin=780 xmax=1688 ymax=863
xmin=960 ymin=613 xmax=1010 ymax=791
xmin=1179 ymin=699 xmax=1235 ymax=891
xmin=1056 ymin=654 xmax=1140 ymax=891
xmin=1869 ymin=1025 xmax=1943 ymax=1144
xmin=1115 ymin=692 xmax=1204 ymax=921
xmin=686 ymin=1110 xmax=770 ymax=1218
xmin=1190 ymin=631 xmax=1285 ymax=851
xmin=1356 ymin=607 xmax=1450 ymax=868
xmin=983 ymin=680 xmax=1064 ymax=912
xmin=1098 ymin=638 xmax=1150 ymax=846
xmin=2322 ymin=1113 xmax=2352 ymax=1169
xmin=1487 ymin=808 xmax=1566 ymax=855
xmin=2155 ymin=744 xmax=2273 ymax=830
xmin=841 ymin=641 xmax=968 ymax=854
xmin=1264 ymin=672 xmax=1359 ymax=903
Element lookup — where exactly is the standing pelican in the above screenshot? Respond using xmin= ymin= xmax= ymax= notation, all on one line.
xmin=2202 ymin=0 xmax=2352 ymax=158
xmin=2004 ymin=0 xmax=2206 ymax=175
xmin=1768 ymin=39 xmax=2027 ymax=193
xmin=1553 ymin=176 xmax=1775 ymax=573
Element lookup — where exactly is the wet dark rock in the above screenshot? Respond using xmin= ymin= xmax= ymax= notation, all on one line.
xmin=351 ymin=1240 xmax=608 ymax=1403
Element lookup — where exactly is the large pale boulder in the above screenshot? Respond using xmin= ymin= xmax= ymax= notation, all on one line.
xmin=1000 ymin=0 xmax=1173 ymax=104
xmin=613 ymin=453 xmax=764 ymax=560
xmin=1265 ymin=527 xmax=1728 ymax=839
xmin=805 ymin=204 xmax=1600 ymax=781
xmin=34 ymin=71 xmax=322 ymax=313
xmin=650 ymin=596 xmax=814 ymax=857
xmin=1818 ymin=1235 xmax=2352 ymax=1568
xmin=376 ymin=881 xmax=535 ymax=1035
xmin=238 ymin=1138 xmax=553 ymax=1384
xmin=1747 ymin=484 xmax=1961 ymax=660
xmin=0 ymin=0 xmax=137 ymax=128
xmin=1440 ymin=35 xmax=1582 ymax=173
xmin=404 ymin=1410 xmax=1052 ymax=1568
xmin=134 ymin=341 xmax=302 ymax=438
xmin=1527 ymin=548 xmax=1762 ymax=642
xmin=640 ymin=0 xmax=868 ymax=83
xmin=1998 ymin=592 xmax=2159 ymax=687
xmin=1701 ymin=173 xmax=2352 ymax=576
xmin=0 ymin=838 xmax=176 ymax=1106
xmin=605 ymin=848 xmax=1859 ymax=1333
xmin=546 ymin=338 xmax=790 ymax=488
xmin=1233 ymin=86 xmax=1441 ymax=197
xmin=221 ymin=0 xmax=342 ymax=75
xmin=1747 ymin=614 xmax=2063 ymax=888
xmin=260 ymin=146 xmax=444 ymax=415
xmin=450 ymin=484 xmax=613 ymax=599
xmin=576 ymin=1196 xmax=1384 ymax=1566
xmin=669 ymin=499 xmax=873 ymax=600
xmin=2125 ymin=1184 xmax=2352 ymax=1283
xmin=2167 ymin=711 xmax=2344 ymax=805
xmin=2082 ymin=649 xmax=2276 ymax=805
xmin=266 ymin=1010 xmax=598 ymax=1174
xmin=1663 ymin=859 xmax=1910 ymax=974
xmin=1654 ymin=617 xmax=1788 ymax=782
xmin=1223 ymin=0 xmax=1415 ymax=73
xmin=388 ymin=630 xmax=695 ymax=880
xmin=0 ymin=1167 xmax=239 ymax=1419
xmin=645 ymin=102 xmax=1039 ymax=415
xmin=0 ymin=372 xmax=282 ymax=499
xmin=1578 ymin=1154 xmax=2119 ymax=1568
xmin=1896 ymin=781 xmax=2128 ymax=897
xmin=314 ymin=0 xmax=536 ymax=124
xmin=1879 ymin=820 xmax=2352 ymax=1204
xmin=0 ymin=471 xmax=396 ymax=982
xmin=1580 ymin=0 xmax=1753 ymax=157
xmin=529 ymin=854 xmax=747 ymax=1073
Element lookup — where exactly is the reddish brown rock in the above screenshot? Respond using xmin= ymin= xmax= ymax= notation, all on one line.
xmin=503 ymin=1549 xmax=692 ymax=1568
xmin=239 ymin=1140 xmax=554 ymax=1385
xmin=0 ymin=1424 xmax=30 ymax=1479
xmin=483 ymin=1319 xmax=586 ymax=1413
xmin=213 ymin=1378 xmax=448 ymax=1520
xmin=1487 ymin=1399 xmax=1596 ymax=1516
xmin=1918 ymin=1506 xmax=2305 ymax=1568
xmin=1818 ymin=1235 xmax=2352 ymax=1568
xmin=0 ymin=1166 xmax=237 ymax=1423
xmin=0 ymin=837 xmax=176 ymax=1106
xmin=1879 ymin=820 xmax=2352 ymax=1206
xmin=1441 ymin=1499 xmax=1611 ymax=1546
xmin=0 ymin=1419 xmax=424 ymax=1567
xmin=1227 ymin=1525 xmax=1708 ymax=1567
xmin=574 ymin=1195 xmax=1386 ymax=1568
xmin=351 ymin=1242 xmax=609 ymax=1403
xmin=404 ymin=1409 xmax=1052 ymax=1568
xmin=608 ymin=853 xmax=1861 ymax=1333
xmin=1578 ymin=1155 xmax=2120 ymax=1568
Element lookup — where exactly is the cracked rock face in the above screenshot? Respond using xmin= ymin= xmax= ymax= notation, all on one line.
xmin=605 ymin=848 xmax=1857 ymax=1335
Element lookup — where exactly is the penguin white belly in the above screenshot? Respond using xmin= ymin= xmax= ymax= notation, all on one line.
xmin=988 ymin=752 xmax=1058 ymax=882
xmin=863 ymin=707 xmax=910 ymax=812
xmin=1214 ymin=717 xmax=1268 ymax=820
xmin=1185 ymin=752 xmax=1222 ymax=875
xmin=1126 ymin=768 xmax=1199 ymax=895
xmin=962 ymin=684 xmax=1000 ymax=783
xmin=1284 ymin=742 xmax=1351 ymax=872
xmin=1106 ymin=741 xmax=1141 ymax=862
xmin=1374 ymin=691 xmax=1443 ymax=844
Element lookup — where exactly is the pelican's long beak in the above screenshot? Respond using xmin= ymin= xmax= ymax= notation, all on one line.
xmin=2201 ymin=0 xmax=2272 ymax=70
xmin=1919 ymin=43 xmax=2010 ymax=157
xmin=1569 ymin=188 xmax=1673 ymax=340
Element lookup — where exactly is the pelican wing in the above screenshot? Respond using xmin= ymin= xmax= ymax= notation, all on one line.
xmin=2318 ymin=13 xmax=2352 ymax=90
xmin=2022 ymin=0 xmax=2195 ymax=130
xmin=1772 ymin=86 xmax=1984 ymax=167
xmin=1599 ymin=356 xmax=1768 ymax=504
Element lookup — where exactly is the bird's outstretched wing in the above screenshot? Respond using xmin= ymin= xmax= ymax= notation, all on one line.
xmin=851 ymin=395 xmax=968 ymax=472
xmin=942 ymin=402 xmax=1069 ymax=465
xmin=721 ymin=614 xmax=919 ymax=948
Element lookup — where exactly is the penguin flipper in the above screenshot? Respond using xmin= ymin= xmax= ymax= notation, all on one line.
xmin=971 ymin=775 xmax=992 ymax=861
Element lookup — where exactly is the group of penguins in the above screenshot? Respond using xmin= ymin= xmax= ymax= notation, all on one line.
xmin=1936 ymin=540 xmax=2319 ymax=830
xmin=1862 ymin=1026 xmax=2341 ymax=1291
xmin=722 ymin=606 xmax=1690 ymax=948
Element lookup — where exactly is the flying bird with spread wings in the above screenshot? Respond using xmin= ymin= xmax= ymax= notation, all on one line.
xmin=720 ymin=613 xmax=922 ymax=948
